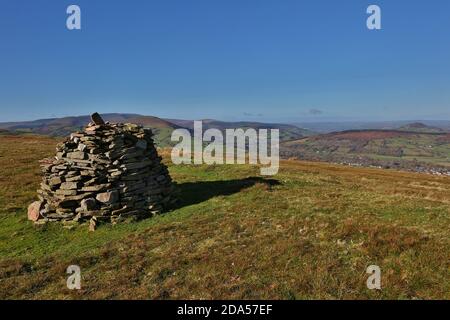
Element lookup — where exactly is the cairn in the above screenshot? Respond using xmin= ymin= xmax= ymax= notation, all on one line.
xmin=28 ymin=113 xmax=175 ymax=230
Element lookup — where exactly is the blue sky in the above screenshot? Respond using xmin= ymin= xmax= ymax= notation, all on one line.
xmin=0 ymin=0 xmax=449 ymax=122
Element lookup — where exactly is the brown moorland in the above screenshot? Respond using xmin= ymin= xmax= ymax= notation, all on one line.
xmin=0 ymin=134 xmax=449 ymax=299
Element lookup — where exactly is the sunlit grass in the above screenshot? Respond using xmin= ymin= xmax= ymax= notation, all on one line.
xmin=0 ymin=135 xmax=449 ymax=299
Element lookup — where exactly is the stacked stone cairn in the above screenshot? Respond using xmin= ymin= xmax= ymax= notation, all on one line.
xmin=28 ymin=113 xmax=175 ymax=230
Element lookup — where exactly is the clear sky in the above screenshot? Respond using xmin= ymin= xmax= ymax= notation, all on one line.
xmin=1 ymin=0 xmax=449 ymax=123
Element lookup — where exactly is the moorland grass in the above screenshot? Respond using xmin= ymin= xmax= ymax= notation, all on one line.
xmin=0 ymin=135 xmax=449 ymax=299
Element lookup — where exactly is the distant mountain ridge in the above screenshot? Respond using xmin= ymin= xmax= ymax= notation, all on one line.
xmin=293 ymin=120 xmax=450 ymax=134
xmin=0 ymin=113 xmax=312 ymax=146
xmin=1 ymin=115 xmax=449 ymax=173
xmin=166 ymin=118 xmax=314 ymax=141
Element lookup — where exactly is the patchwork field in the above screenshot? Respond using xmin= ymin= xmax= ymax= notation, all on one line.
xmin=282 ymin=130 xmax=450 ymax=172
xmin=0 ymin=135 xmax=449 ymax=299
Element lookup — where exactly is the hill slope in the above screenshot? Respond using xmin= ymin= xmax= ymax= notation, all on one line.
xmin=293 ymin=120 xmax=450 ymax=134
xmin=282 ymin=130 xmax=450 ymax=173
xmin=0 ymin=114 xmax=181 ymax=145
xmin=398 ymin=122 xmax=445 ymax=133
xmin=166 ymin=119 xmax=314 ymax=141
xmin=0 ymin=114 xmax=312 ymax=145
xmin=0 ymin=135 xmax=449 ymax=299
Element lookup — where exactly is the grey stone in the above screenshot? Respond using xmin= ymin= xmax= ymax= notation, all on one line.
xmin=91 ymin=112 xmax=105 ymax=125
xmin=66 ymin=151 xmax=87 ymax=160
xmin=81 ymin=183 xmax=111 ymax=192
xmin=135 ymin=139 xmax=147 ymax=150
xmin=60 ymin=181 xmax=81 ymax=190
xmin=78 ymin=143 xmax=87 ymax=152
xmin=120 ymin=160 xmax=152 ymax=171
xmin=56 ymin=189 xmax=78 ymax=196
xmin=65 ymin=175 xmax=83 ymax=182
xmin=81 ymin=198 xmax=97 ymax=211
xmin=48 ymin=176 xmax=63 ymax=187
xmin=96 ymin=190 xmax=119 ymax=204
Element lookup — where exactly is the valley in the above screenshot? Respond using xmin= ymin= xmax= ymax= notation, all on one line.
xmin=1 ymin=115 xmax=449 ymax=175
xmin=282 ymin=130 xmax=450 ymax=175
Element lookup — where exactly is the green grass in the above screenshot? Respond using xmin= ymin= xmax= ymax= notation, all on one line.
xmin=284 ymin=133 xmax=450 ymax=169
xmin=0 ymin=135 xmax=449 ymax=299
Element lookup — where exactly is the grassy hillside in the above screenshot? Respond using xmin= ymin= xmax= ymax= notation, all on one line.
xmin=282 ymin=130 xmax=450 ymax=171
xmin=0 ymin=135 xmax=449 ymax=299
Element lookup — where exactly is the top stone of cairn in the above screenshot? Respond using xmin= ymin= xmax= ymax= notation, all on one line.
xmin=90 ymin=112 xmax=106 ymax=125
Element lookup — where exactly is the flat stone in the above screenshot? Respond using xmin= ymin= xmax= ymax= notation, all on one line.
xmin=65 ymin=175 xmax=83 ymax=182
xmin=81 ymin=198 xmax=97 ymax=211
xmin=121 ymin=173 xmax=150 ymax=181
xmin=88 ymin=154 xmax=107 ymax=161
xmin=135 ymin=139 xmax=147 ymax=150
xmin=85 ymin=125 xmax=102 ymax=132
xmin=72 ymin=165 xmax=94 ymax=171
xmin=84 ymin=177 xmax=99 ymax=186
xmin=65 ymin=170 xmax=79 ymax=177
xmin=40 ymin=182 xmax=52 ymax=191
xmin=65 ymin=158 xmax=91 ymax=164
xmin=71 ymin=132 xmax=84 ymax=138
xmin=66 ymin=151 xmax=87 ymax=160
xmin=80 ymin=136 xmax=96 ymax=142
xmin=52 ymin=212 xmax=75 ymax=220
xmin=119 ymin=182 xmax=146 ymax=194
xmin=28 ymin=201 xmax=43 ymax=221
xmin=80 ymin=170 xmax=96 ymax=176
xmin=81 ymin=183 xmax=111 ymax=192
xmin=120 ymin=160 xmax=152 ymax=171
xmin=119 ymin=149 xmax=144 ymax=160
xmin=96 ymin=190 xmax=119 ymax=204
xmin=56 ymin=189 xmax=78 ymax=196
xmin=60 ymin=181 xmax=81 ymax=190
xmin=56 ymin=152 xmax=65 ymax=160
xmin=58 ymin=192 xmax=94 ymax=202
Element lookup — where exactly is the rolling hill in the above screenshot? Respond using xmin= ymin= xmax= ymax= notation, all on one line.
xmin=166 ymin=119 xmax=314 ymax=141
xmin=0 ymin=114 xmax=312 ymax=145
xmin=282 ymin=129 xmax=450 ymax=173
xmin=294 ymin=120 xmax=450 ymax=134
xmin=397 ymin=122 xmax=445 ymax=133
xmin=2 ymin=116 xmax=449 ymax=173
